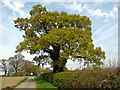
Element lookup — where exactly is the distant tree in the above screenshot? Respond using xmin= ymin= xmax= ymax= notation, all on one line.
xmin=31 ymin=65 xmax=41 ymax=75
xmin=14 ymin=4 xmax=105 ymax=73
xmin=0 ymin=59 xmax=8 ymax=76
xmin=22 ymin=60 xmax=34 ymax=75
xmin=8 ymin=53 xmax=25 ymax=74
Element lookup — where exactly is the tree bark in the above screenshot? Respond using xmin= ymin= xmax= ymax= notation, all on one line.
xmin=44 ymin=44 xmax=67 ymax=73
xmin=59 ymin=59 xmax=67 ymax=72
xmin=50 ymin=45 xmax=60 ymax=73
xmin=4 ymin=69 xmax=7 ymax=76
xmin=15 ymin=68 xmax=18 ymax=74
xmin=50 ymin=45 xmax=67 ymax=73
xmin=53 ymin=64 xmax=60 ymax=73
xmin=52 ymin=59 xmax=67 ymax=73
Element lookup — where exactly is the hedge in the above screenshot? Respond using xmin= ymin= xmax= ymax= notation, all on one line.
xmin=40 ymin=68 xmax=120 ymax=88
xmin=40 ymin=72 xmax=55 ymax=83
xmin=53 ymin=68 xmax=120 ymax=89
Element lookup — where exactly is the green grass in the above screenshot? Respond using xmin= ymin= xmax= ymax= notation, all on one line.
xmin=35 ymin=76 xmax=57 ymax=90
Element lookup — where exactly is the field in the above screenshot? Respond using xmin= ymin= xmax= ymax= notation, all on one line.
xmin=0 ymin=76 xmax=26 ymax=89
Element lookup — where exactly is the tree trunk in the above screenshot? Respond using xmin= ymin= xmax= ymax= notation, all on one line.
xmin=15 ymin=68 xmax=18 ymax=74
xmin=59 ymin=59 xmax=67 ymax=72
xmin=53 ymin=64 xmax=59 ymax=73
xmin=52 ymin=59 xmax=67 ymax=73
xmin=45 ymin=45 xmax=68 ymax=73
xmin=51 ymin=45 xmax=68 ymax=73
xmin=50 ymin=45 xmax=61 ymax=73
xmin=4 ymin=69 xmax=7 ymax=76
xmin=51 ymin=54 xmax=60 ymax=73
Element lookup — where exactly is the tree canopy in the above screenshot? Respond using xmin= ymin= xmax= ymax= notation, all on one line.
xmin=8 ymin=53 xmax=25 ymax=73
xmin=0 ymin=59 xmax=8 ymax=76
xmin=14 ymin=4 xmax=105 ymax=73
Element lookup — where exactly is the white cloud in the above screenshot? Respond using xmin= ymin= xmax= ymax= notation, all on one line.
xmin=64 ymin=2 xmax=88 ymax=14
xmin=2 ymin=0 xmax=26 ymax=17
xmin=109 ymin=6 xmax=118 ymax=19
xmin=63 ymin=3 xmax=118 ymax=20
xmin=88 ymin=8 xmax=104 ymax=17
xmin=91 ymin=6 xmax=118 ymax=19
xmin=13 ymin=1 xmax=24 ymax=9
xmin=90 ymin=6 xmax=118 ymax=19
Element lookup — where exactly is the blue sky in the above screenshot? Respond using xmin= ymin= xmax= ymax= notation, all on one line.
xmin=0 ymin=0 xmax=118 ymax=69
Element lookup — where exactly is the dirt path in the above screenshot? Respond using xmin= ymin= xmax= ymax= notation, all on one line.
xmin=15 ymin=76 xmax=36 ymax=89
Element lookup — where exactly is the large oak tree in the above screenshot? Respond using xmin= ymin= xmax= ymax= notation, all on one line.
xmin=14 ymin=4 xmax=105 ymax=73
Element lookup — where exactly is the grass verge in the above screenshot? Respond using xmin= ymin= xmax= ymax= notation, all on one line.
xmin=35 ymin=76 xmax=57 ymax=90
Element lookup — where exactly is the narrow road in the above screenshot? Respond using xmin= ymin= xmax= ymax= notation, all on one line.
xmin=15 ymin=76 xmax=36 ymax=90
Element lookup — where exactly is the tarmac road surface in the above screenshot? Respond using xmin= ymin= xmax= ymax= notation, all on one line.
xmin=15 ymin=76 xmax=36 ymax=90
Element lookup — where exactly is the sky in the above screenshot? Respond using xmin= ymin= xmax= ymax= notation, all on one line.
xmin=0 ymin=0 xmax=119 ymax=71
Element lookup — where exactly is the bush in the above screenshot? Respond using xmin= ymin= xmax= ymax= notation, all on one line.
xmin=53 ymin=68 xmax=120 ymax=89
xmin=53 ymin=71 xmax=78 ymax=88
xmin=41 ymin=72 xmax=55 ymax=83
xmin=12 ymin=71 xmax=25 ymax=76
xmin=101 ymin=68 xmax=120 ymax=88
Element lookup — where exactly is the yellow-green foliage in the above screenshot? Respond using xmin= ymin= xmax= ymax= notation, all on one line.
xmin=14 ymin=4 xmax=105 ymax=73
